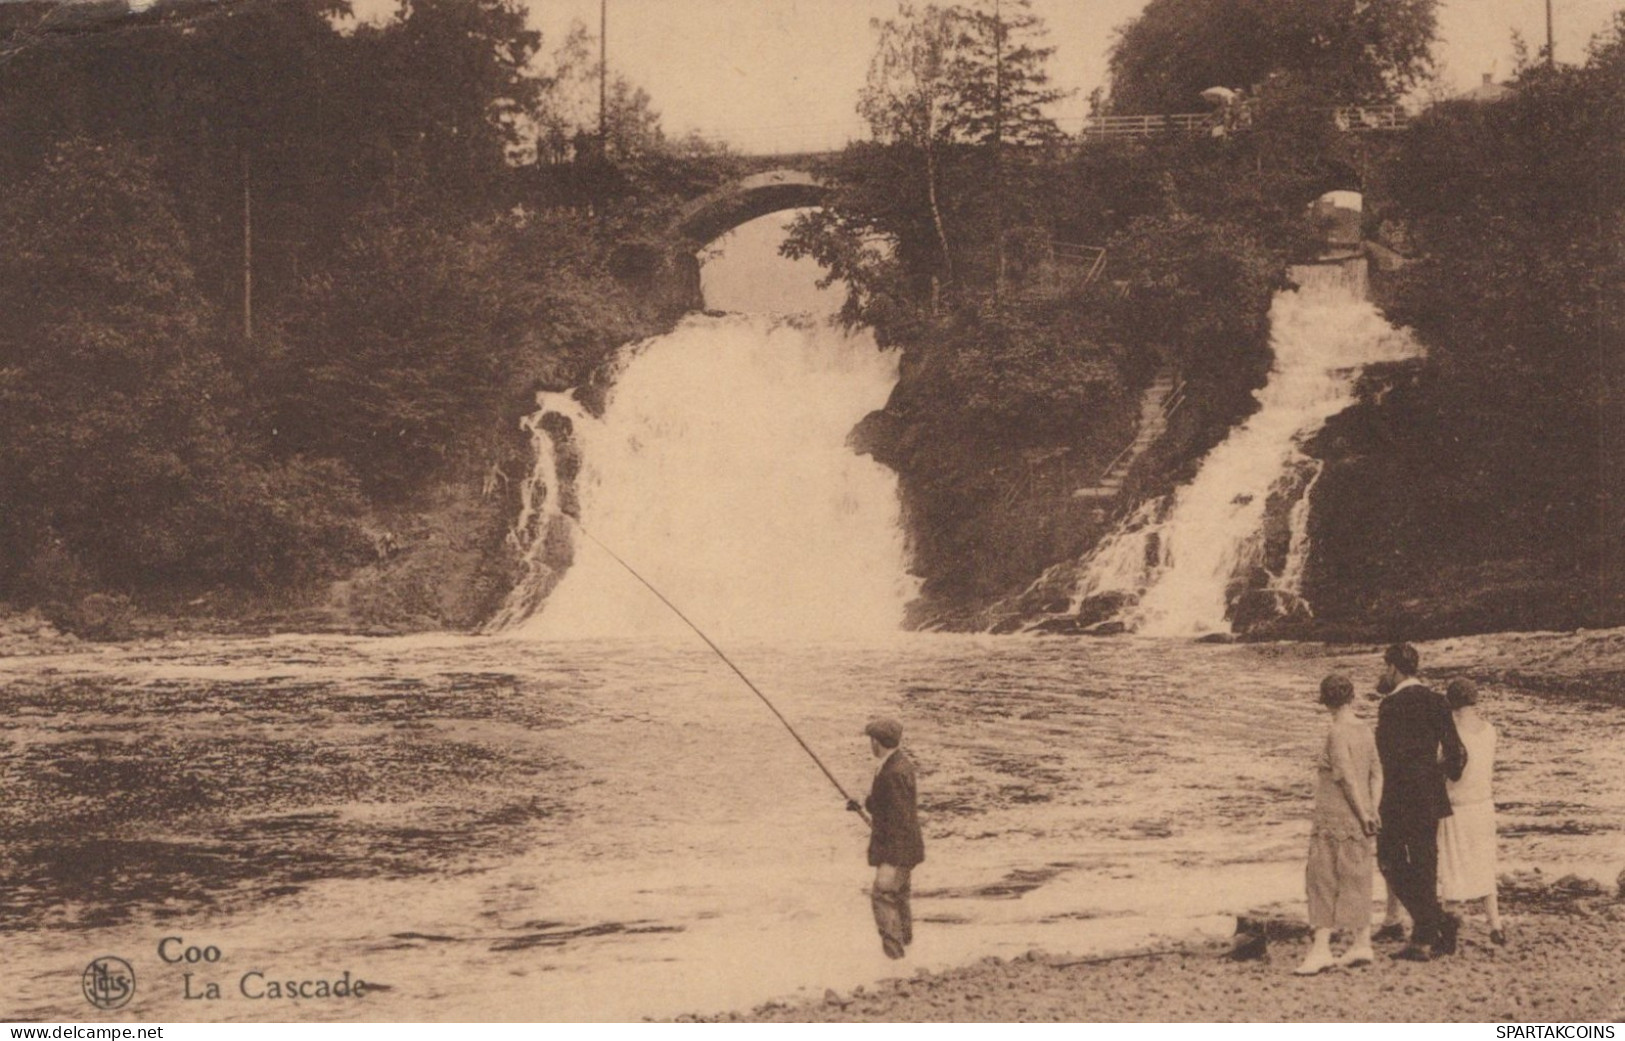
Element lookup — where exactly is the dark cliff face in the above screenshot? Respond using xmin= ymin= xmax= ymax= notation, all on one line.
xmin=1278 ymin=361 xmax=1595 ymax=642
xmin=851 ymin=349 xmax=1135 ymax=629
xmin=857 ymin=315 xmax=1275 ymax=632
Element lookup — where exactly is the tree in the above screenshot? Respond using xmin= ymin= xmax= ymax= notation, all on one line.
xmin=945 ymin=0 xmax=1069 ymax=300
xmin=942 ymin=0 xmax=1068 ymax=148
xmin=811 ymin=0 xmax=1069 ymax=307
xmin=1107 ymin=0 xmax=1439 ymax=115
xmin=859 ymin=3 xmax=960 ymax=288
xmin=536 ymin=20 xmax=667 ymax=162
xmin=0 ymin=139 xmax=366 ymax=599
xmin=363 ymin=0 xmax=544 ymax=206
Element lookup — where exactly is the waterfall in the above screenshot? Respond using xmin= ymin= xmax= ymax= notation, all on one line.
xmin=494 ymin=211 xmax=915 ymax=641
xmin=1069 ymin=258 xmax=1420 ymax=637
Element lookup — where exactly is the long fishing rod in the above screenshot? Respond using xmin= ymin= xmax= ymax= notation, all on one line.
xmin=567 ymin=517 xmax=871 ymax=828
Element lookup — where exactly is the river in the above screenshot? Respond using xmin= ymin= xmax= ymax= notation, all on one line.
xmin=2 ymin=631 xmax=1621 ymax=1020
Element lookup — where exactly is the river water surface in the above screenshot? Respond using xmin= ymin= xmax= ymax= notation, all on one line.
xmin=2 ymin=631 xmax=1621 ymax=1021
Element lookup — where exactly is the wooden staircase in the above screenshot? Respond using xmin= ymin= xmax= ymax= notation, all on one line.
xmin=1073 ymin=371 xmax=1184 ymax=501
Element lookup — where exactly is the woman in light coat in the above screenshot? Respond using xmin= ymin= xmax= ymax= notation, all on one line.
xmin=1437 ymin=678 xmax=1504 ymax=945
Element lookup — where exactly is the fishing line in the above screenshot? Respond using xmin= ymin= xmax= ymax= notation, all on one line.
xmin=567 ymin=516 xmax=871 ymax=828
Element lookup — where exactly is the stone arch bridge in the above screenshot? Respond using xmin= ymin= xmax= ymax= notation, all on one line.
xmin=627 ymin=166 xmax=831 ymax=311
xmin=672 ymin=167 xmax=830 ymax=246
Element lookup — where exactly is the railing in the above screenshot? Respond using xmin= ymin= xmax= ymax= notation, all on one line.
xmin=1161 ymin=379 xmax=1189 ymax=421
xmin=1052 ymin=241 xmax=1108 ymax=285
xmin=1075 ymin=375 xmax=1186 ymax=500
xmin=1079 ymin=105 xmax=1409 ymax=141
xmin=1332 ymin=105 xmax=1409 ymax=131
xmin=1080 ymin=113 xmax=1216 ymax=139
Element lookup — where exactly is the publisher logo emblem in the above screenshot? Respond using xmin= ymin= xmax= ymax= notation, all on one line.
xmin=83 ymin=956 xmax=135 ymax=1010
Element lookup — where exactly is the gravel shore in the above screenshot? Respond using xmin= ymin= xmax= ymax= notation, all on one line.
xmin=687 ymin=874 xmax=1625 ymax=1022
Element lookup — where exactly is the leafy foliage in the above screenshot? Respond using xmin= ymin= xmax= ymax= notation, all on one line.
xmin=1105 ymin=213 xmax=1282 ymax=390
xmin=0 ymin=0 xmax=703 ymax=616
xmin=1107 ymin=0 xmax=1439 ymax=114
xmin=0 ymin=140 xmax=370 ymax=598
xmin=271 ymin=207 xmax=664 ymax=501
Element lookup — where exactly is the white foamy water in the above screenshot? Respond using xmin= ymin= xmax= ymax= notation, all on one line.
xmin=1072 ymin=259 xmax=1420 ymax=636
xmin=500 ymin=211 xmax=915 ymax=641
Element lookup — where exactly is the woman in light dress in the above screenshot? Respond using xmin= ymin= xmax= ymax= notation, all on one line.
xmin=1297 ymin=673 xmax=1384 ymax=975
xmin=1437 ymin=677 xmax=1505 ymax=945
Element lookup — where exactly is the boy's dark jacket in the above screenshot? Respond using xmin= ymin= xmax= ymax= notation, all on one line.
xmin=866 ymin=750 xmax=925 ymax=868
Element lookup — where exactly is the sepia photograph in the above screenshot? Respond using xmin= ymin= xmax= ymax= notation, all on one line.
xmin=1 ymin=0 xmax=1622 ymax=1025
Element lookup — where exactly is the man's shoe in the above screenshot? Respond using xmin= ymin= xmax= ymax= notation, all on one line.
xmin=1434 ymin=914 xmax=1460 ymax=956
xmin=1490 ymin=928 xmax=1507 ymax=947
xmin=1336 ymin=946 xmax=1375 ymax=968
xmin=1372 ymin=922 xmax=1407 ymax=943
xmin=1390 ymin=944 xmax=1431 ymax=962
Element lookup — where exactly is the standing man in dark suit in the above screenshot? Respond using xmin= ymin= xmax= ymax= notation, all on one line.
xmin=1375 ymin=642 xmax=1469 ymax=961
xmin=848 ymin=717 xmax=925 ymax=959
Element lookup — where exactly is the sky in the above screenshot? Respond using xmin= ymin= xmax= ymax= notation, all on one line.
xmin=357 ymin=0 xmax=1624 ymax=153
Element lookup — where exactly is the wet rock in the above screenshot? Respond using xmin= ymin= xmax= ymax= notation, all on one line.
xmin=847 ymin=409 xmax=905 ymax=459
xmin=1235 ymin=915 xmax=1313 ymax=941
xmin=1229 ymin=588 xmax=1312 ymax=634
xmin=0 ymin=608 xmax=81 ymax=655
xmin=1195 ymin=632 xmax=1236 ymax=644
xmin=1553 ymin=874 xmax=1606 ymax=896
xmin=42 ymin=593 xmax=137 ymax=642
xmin=1076 ymin=592 xmax=1135 ymax=628
xmin=1224 ymin=934 xmax=1269 ymax=962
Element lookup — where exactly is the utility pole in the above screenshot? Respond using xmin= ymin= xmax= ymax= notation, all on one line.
xmin=992 ymin=0 xmax=1006 ymax=307
xmin=242 ymin=149 xmax=253 ymax=340
xmin=1546 ymin=0 xmax=1555 ymax=67
xmin=599 ymin=0 xmax=608 ymax=158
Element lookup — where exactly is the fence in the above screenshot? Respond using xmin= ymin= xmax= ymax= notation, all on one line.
xmin=1051 ymin=241 xmax=1108 ymax=286
xmin=1079 ymin=105 xmax=1410 ymax=141
xmin=1079 ymin=113 xmax=1217 ymax=139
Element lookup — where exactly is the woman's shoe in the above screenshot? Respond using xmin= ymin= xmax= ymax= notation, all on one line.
xmin=1390 ymin=944 xmax=1431 ymax=962
xmin=1372 ymin=922 xmax=1407 ymax=942
xmin=1294 ymin=948 xmax=1336 ymax=975
xmin=1336 ymin=946 xmax=1375 ymax=968
xmin=1490 ymin=928 xmax=1507 ymax=946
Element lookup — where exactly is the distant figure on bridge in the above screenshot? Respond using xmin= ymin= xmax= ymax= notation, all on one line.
xmin=848 ymin=717 xmax=924 ymax=959
xmin=1201 ymin=86 xmax=1251 ymax=138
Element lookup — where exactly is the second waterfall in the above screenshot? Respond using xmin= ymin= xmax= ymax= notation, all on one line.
xmin=1069 ymin=258 xmax=1421 ymax=637
xmin=494 ymin=212 xmax=916 ymax=642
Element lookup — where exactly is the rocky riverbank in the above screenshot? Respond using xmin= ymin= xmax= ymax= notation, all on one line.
xmin=0 ymin=609 xmax=82 ymax=656
xmin=687 ymin=872 xmax=1625 ymax=1022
